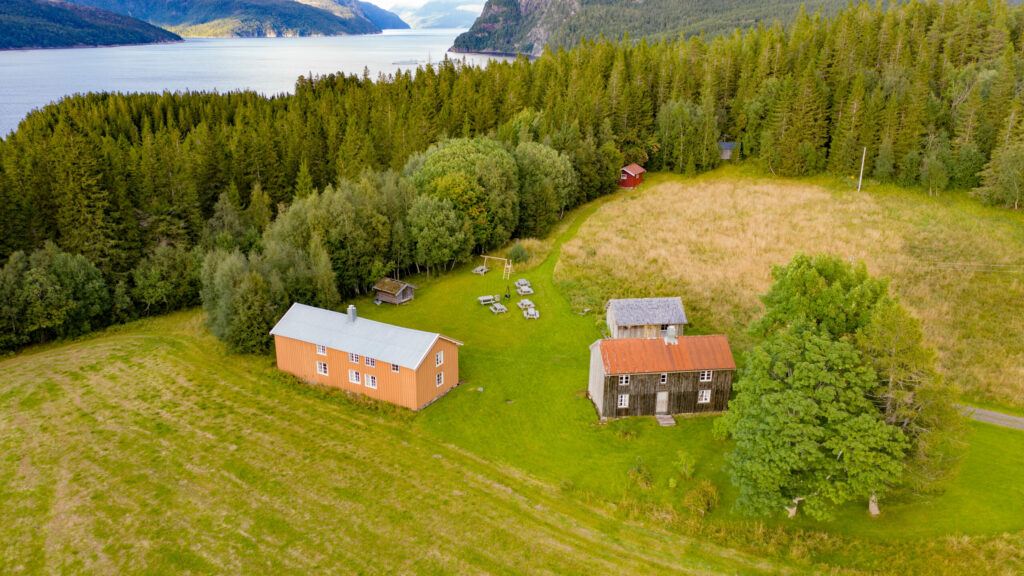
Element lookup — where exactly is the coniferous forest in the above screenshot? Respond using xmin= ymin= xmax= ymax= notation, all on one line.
xmin=0 ymin=0 xmax=1022 ymax=352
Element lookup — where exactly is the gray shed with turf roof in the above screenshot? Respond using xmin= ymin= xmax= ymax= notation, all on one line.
xmin=373 ymin=277 xmax=417 ymax=305
xmin=605 ymin=297 xmax=688 ymax=339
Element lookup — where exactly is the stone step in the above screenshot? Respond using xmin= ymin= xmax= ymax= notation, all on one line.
xmin=655 ymin=414 xmax=676 ymax=427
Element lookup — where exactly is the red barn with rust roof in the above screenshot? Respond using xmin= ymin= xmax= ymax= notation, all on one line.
xmin=619 ymin=163 xmax=646 ymax=188
xmin=587 ymin=330 xmax=735 ymax=419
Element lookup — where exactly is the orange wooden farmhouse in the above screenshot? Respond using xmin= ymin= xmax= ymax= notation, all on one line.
xmin=270 ymin=303 xmax=462 ymax=410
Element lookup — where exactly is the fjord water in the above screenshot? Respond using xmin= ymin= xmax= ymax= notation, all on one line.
xmin=0 ymin=29 xmax=498 ymax=137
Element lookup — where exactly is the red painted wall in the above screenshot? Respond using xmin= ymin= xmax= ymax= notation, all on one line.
xmin=619 ymin=170 xmax=642 ymax=188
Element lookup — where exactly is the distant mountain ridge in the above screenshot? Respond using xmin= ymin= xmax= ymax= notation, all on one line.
xmin=392 ymin=0 xmax=482 ymax=29
xmin=64 ymin=0 xmax=408 ymax=37
xmin=0 ymin=0 xmax=181 ymax=49
xmin=452 ymin=0 xmax=850 ymax=56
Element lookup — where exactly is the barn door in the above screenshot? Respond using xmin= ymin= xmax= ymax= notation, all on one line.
xmin=656 ymin=391 xmax=669 ymax=414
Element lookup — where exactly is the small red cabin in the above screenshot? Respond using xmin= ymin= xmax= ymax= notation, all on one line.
xmin=619 ymin=164 xmax=646 ymax=188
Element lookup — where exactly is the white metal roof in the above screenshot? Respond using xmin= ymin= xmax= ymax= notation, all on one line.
xmin=270 ymin=303 xmax=461 ymax=370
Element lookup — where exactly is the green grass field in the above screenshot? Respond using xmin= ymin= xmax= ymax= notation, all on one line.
xmin=2 ymin=169 xmax=1024 ymax=574
xmin=0 ymin=313 xmax=789 ymax=575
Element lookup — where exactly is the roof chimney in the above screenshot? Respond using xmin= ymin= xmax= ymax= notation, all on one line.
xmin=664 ymin=325 xmax=678 ymax=345
xmin=347 ymin=304 xmax=357 ymax=323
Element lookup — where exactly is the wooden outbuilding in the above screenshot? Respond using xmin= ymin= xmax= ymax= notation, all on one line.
xmin=588 ymin=332 xmax=735 ymax=419
xmin=606 ymin=297 xmax=687 ymax=338
xmin=372 ymin=277 xmax=417 ymax=305
xmin=619 ymin=163 xmax=647 ymax=188
xmin=718 ymin=142 xmax=740 ymax=161
xmin=270 ymin=303 xmax=462 ymax=410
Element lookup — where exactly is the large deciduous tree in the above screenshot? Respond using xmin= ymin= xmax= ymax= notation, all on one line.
xmin=722 ymin=253 xmax=962 ymax=518
xmin=722 ymin=322 xmax=907 ymax=520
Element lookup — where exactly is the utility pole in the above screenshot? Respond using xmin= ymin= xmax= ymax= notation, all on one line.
xmin=857 ymin=147 xmax=867 ymax=192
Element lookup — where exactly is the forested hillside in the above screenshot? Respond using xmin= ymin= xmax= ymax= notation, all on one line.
xmin=63 ymin=0 xmax=404 ymax=37
xmin=451 ymin=0 xmax=851 ymax=56
xmin=0 ymin=0 xmax=181 ymax=49
xmin=0 ymin=0 xmax=1021 ymax=352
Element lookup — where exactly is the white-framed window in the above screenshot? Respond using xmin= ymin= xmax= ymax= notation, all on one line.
xmin=365 ymin=357 xmax=375 ymax=368
xmin=316 ymin=361 xmax=328 ymax=376
xmin=698 ymin=389 xmax=712 ymax=404
xmin=620 ymin=173 xmax=627 ymax=180
xmin=316 ymin=344 xmax=327 ymax=356
xmin=349 ymin=352 xmax=360 ymax=363
xmin=618 ymin=374 xmax=630 ymax=386
xmin=366 ymin=375 xmax=377 ymax=389
xmin=699 ymin=370 xmax=713 ymax=383
xmin=391 ymin=363 xmax=400 ymax=373
xmin=617 ymin=394 xmax=629 ymax=408
xmin=435 ymin=350 xmax=444 ymax=367
xmin=660 ymin=373 xmax=668 ymax=385
xmin=349 ymin=369 xmax=361 ymax=384
xmin=436 ymin=372 xmax=444 ymax=387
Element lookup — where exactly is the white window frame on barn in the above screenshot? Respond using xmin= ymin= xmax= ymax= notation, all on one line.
xmin=349 ymin=370 xmax=361 ymax=384
xmin=316 ymin=362 xmax=328 ymax=376
xmin=391 ymin=363 xmax=400 ymax=373
xmin=617 ymin=394 xmax=629 ymax=408
xmin=618 ymin=374 xmax=630 ymax=386
xmin=349 ymin=352 xmax=360 ymax=363
xmin=697 ymin=389 xmax=711 ymax=404
xmin=366 ymin=375 xmax=377 ymax=389
xmin=660 ymin=373 xmax=668 ymax=385
xmin=316 ymin=344 xmax=327 ymax=356
xmin=436 ymin=350 xmax=444 ymax=367
xmin=365 ymin=357 xmax=375 ymax=368
xmin=699 ymin=370 xmax=713 ymax=383
xmin=436 ymin=372 xmax=444 ymax=387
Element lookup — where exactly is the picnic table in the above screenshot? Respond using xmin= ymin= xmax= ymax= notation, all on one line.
xmin=523 ymin=308 xmax=540 ymax=319
xmin=516 ymin=285 xmax=534 ymax=296
xmin=517 ymin=299 xmax=535 ymax=310
xmin=472 ymin=265 xmax=489 ymax=275
xmin=490 ymin=303 xmax=508 ymax=314
xmin=515 ymin=278 xmax=531 ymax=288
xmin=478 ymin=295 xmax=500 ymax=305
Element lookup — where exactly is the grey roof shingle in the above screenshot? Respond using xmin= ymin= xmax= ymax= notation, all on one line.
xmin=270 ymin=303 xmax=460 ymax=369
xmin=608 ymin=297 xmax=688 ymax=327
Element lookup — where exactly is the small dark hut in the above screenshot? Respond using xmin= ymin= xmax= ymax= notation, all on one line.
xmin=718 ymin=142 xmax=739 ymax=161
xmin=372 ymin=277 xmax=417 ymax=305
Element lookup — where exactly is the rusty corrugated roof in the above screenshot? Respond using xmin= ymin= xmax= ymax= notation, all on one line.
xmin=599 ymin=335 xmax=735 ymax=374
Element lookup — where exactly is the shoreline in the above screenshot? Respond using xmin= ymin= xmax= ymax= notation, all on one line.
xmin=1 ymin=37 xmax=183 ymax=53
xmin=448 ymin=46 xmax=533 ymax=60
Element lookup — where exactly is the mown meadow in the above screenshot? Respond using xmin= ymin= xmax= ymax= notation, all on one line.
xmin=2 ymin=169 xmax=1023 ymax=574
xmin=558 ymin=166 xmax=1024 ymax=410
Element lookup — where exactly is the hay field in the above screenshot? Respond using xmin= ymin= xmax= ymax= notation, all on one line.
xmin=555 ymin=170 xmax=1024 ymax=409
xmin=0 ymin=311 xmax=784 ymax=575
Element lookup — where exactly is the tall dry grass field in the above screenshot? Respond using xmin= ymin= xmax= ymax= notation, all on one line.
xmin=555 ymin=171 xmax=1024 ymax=409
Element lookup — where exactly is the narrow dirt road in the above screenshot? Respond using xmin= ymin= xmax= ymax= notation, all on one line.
xmin=957 ymin=404 xmax=1024 ymax=431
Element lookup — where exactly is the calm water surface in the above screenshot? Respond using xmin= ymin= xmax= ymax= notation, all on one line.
xmin=0 ymin=29 xmax=500 ymax=137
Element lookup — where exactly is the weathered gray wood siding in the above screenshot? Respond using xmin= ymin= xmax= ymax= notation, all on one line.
xmin=609 ymin=323 xmax=686 ymax=339
xmin=603 ymin=370 xmax=732 ymax=418
xmin=376 ymin=286 xmax=414 ymax=305
xmin=588 ymin=343 xmax=607 ymax=417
